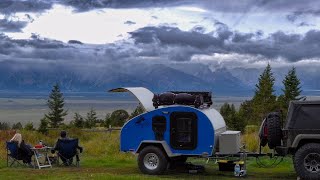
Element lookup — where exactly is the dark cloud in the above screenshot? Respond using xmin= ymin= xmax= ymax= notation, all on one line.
xmin=130 ymin=26 xmax=224 ymax=49
xmin=1 ymin=0 xmax=319 ymax=16
xmin=232 ymin=32 xmax=254 ymax=43
xmin=0 ymin=0 xmax=52 ymax=14
xmin=286 ymin=9 xmax=320 ymax=24
xmin=228 ymin=30 xmax=320 ymax=61
xmin=124 ymin=20 xmax=136 ymax=25
xmin=1 ymin=22 xmax=320 ymax=70
xmin=0 ymin=18 xmax=27 ymax=32
xmin=197 ymin=0 xmax=320 ymax=13
xmin=0 ymin=33 xmax=70 ymax=60
xmin=130 ymin=25 xmax=320 ymax=62
xmin=68 ymin=40 xmax=83 ymax=44
xmin=61 ymin=0 xmax=186 ymax=12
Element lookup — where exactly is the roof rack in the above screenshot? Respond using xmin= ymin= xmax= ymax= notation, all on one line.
xmin=152 ymin=91 xmax=213 ymax=109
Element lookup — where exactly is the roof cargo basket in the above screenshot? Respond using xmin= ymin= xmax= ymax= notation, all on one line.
xmin=152 ymin=91 xmax=212 ymax=109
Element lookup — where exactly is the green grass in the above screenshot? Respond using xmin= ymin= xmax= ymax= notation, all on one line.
xmin=0 ymin=130 xmax=297 ymax=179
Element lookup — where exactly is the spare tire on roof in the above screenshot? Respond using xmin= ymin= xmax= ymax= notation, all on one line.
xmin=266 ymin=112 xmax=283 ymax=149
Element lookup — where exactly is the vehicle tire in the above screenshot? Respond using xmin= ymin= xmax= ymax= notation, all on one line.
xmin=266 ymin=113 xmax=282 ymax=149
xmin=294 ymin=143 xmax=320 ymax=180
xmin=138 ymin=146 xmax=168 ymax=175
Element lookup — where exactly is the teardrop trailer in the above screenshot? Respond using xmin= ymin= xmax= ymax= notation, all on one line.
xmin=109 ymin=87 xmax=251 ymax=175
xmin=109 ymin=87 xmax=320 ymax=179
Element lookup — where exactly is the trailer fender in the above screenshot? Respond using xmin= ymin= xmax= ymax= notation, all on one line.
xmin=291 ymin=134 xmax=320 ymax=148
xmin=136 ymin=141 xmax=181 ymax=157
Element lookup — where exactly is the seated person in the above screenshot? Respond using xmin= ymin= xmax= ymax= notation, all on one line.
xmin=10 ymin=131 xmax=33 ymax=166
xmin=52 ymin=130 xmax=83 ymax=166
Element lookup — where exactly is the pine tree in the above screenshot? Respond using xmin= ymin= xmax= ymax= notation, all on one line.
xmin=277 ymin=67 xmax=304 ymax=120
xmin=73 ymin=112 xmax=84 ymax=128
xmin=130 ymin=104 xmax=145 ymax=118
xmin=220 ymin=103 xmax=247 ymax=132
xmin=104 ymin=113 xmax=111 ymax=128
xmin=45 ymin=83 xmax=67 ymax=128
xmin=281 ymin=67 xmax=303 ymax=109
xmin=85 ymin=108 xmax=97 ymax=128
xmin=38 ymin=117 xmax=49 ymax=135
xmin=252 ymin=63 xmax=277 ymax=123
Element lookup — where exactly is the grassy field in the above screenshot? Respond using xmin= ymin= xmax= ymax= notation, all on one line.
xmin=0 ymin=130 xmax=297 ymax=180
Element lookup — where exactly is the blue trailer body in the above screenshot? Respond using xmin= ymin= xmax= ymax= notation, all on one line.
xmin=110 ymin=87 xmax=227 ymax=174
xmin=120 ymin=106 xmax=215 ymax=156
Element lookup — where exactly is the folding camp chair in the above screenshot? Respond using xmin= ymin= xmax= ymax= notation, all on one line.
xmin=55 ymin=138 xmax=81 ymax=167
xmin=6 ymin=141 xmax=25 ymax=167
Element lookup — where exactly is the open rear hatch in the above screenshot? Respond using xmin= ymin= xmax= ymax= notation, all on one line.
xmin=109 ymin=87 xmax=155 ymax=112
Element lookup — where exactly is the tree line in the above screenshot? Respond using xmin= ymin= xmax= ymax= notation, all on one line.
xmin=38 ymin=84 xmax=145 ymax=134
xmin=220 ymin=64 xmax=303 ymax=132
xmin=0 ymin=84 xmax=145 ymax=134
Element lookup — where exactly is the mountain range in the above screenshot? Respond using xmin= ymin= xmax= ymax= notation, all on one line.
xmin=0 ymin=62 xmax=318 ymax=96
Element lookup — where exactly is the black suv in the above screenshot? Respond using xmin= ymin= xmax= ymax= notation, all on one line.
xmin=261 ymin=101 xmax=320 ymax=179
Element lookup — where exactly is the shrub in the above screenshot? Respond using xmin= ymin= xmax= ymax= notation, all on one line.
xmin=109 ymin=109 xmax=129 ymax=127
xmin=85 ymin=108 xmax=98 ymax=128
xmin=38 ymin=117 xmax=49 ymax=135
xmin=12 ymin=122 xmax=23 ymax=130
xmin=24 ymin=122 xmax=35 ymax=131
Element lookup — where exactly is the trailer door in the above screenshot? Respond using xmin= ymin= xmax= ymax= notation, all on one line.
xmin=170 ymin=112 xmax=197 ymax=150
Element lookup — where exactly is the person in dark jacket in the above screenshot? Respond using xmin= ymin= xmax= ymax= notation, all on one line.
xmin=52 ymin=130 xmax=83 ymax=165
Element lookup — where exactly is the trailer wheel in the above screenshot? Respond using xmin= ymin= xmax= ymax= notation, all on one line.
xmin=266 ymin=113 xmax=282 ymax=149
xmin=294 ymin=143 xmax=320 ymax=180
xmin=138 ymin=146 xmax=168 ymax=175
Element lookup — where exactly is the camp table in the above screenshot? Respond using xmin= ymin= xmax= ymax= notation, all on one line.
xmin=31 ymin=146 xmax=53 ymax=169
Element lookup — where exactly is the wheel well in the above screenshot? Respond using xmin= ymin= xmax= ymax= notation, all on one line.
xmin=137 ymin=143 xmax=168 ymax=158
xmin=297 ymin=139 xmax=320 ymax=149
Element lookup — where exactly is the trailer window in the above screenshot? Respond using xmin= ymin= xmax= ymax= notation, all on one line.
xmin=170 ymin=112 xmax=197 ymax=150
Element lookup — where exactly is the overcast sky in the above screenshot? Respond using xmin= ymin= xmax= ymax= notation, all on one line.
xmin=1 ymin=0 xmax=320 ymax=73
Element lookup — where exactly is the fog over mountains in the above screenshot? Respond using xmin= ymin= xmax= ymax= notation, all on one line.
xmin=0 ymin=60 xmax=318 ymax=96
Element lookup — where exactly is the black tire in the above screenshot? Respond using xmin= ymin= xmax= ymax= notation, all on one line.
xmin=294 ymin=143 xmax=320 ymax=180
xmin=138 ymin=146 xmax=168 ymax=175
xmin=266 ymin=113 xmax=282 ymax=149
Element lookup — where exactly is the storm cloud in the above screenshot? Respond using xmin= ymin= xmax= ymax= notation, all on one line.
xmin=130 ymin=26 xmax=320 ymax=62
xmin=0 ymin=18 xmax=27 ymax=32
xmin=0 ymin=0 xmax=52 ymax=14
